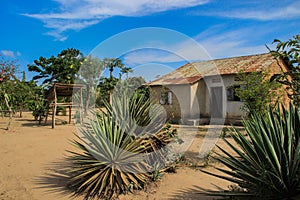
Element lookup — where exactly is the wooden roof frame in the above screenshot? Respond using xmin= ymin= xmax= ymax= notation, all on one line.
xmin=45 ymin=83 xmax=85 ymax=128
xmin=46 ymin=83 xmax=85 ymax=100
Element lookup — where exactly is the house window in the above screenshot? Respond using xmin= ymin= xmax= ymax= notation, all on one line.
xmin=160 ymin=91 xmax=172 ymax=105
xmin=227 ymin=85 xmax=241 ymax=101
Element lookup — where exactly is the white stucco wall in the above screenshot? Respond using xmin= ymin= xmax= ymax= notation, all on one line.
xmin=167 ymin=84 xmax=191 ymax=119
xmin=203 ymin=76 xmax=226 ymax=118
xmin=203 ymin=75 xmax=245 ymax=118
xmin=222 ymin=75 xmax=245 ymax=118
xmin=190 ymin=82 xmax=200 ymax=118
xmin=197 ymin=80 xmax=207 ymax=116
xmin=150 ymin=74 xmax=245 ymax=122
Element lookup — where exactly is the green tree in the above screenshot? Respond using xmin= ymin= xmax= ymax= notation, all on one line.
xmin=77 ymin=55 xmax=105 ymax=113
xmin=103 ymin=58 xmax=124 ymax=78
xmin=16 ymin=71 xmax=28 ymax=117
xmin=0 ymin=55 xmax=18 ymax=129
xmin=103 ymin=58 xmax=125 ymax=104
xmin=96 ymin=77 xmax=119 ymax=107
xmin=125 ymin=76 xmax=145 ymax=87
xmin=14 ymin=77 xmax=35 ymax=118
xmin=96 ymin=76 xmax=146 ymax=108
xmin=26 ymin=84 xmax=47 ymax=124
xmin=28 ymin=48 xmax=83 ymax=84
xmin=0 ymin=56 xmax=46 ymax=127
xmin=233 ymin=70 xmax=282 ymax=115
xmin=121 ymin=66 xmax=133 ymax=79
xmin=269 ymin=35 xmax=300 ymax=106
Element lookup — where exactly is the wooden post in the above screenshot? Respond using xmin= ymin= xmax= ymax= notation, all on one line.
xmin=68 ymin=105 xmax=72 ymax=124
xmin=45 ymin=101 xmax=49 ymax=124
xmin=52 ymin=85 xmax=57 ymax=129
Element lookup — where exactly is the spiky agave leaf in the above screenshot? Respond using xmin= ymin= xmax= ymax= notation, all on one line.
xmin=103 ymin=87 xmax=180 ymax=170
xmin=66 ymin=86 xmax=178 ymax=199
xmin=67 ymin=114 xmax=151 ymax=199
xmin=202 ymin=103 xmax=300 ymax=199
xmin=105 ymin=89 xmax=165 ymax=138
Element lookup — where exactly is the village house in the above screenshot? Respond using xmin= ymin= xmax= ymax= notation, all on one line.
xmin=147 ymin=53 xmax=288 ymax=125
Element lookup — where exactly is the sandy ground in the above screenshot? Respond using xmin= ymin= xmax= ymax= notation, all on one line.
xmin=0 ymin=112 xmax=233 ymax=200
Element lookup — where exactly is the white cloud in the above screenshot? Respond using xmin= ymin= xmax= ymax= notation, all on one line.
xmin=195 ymin=27 xmax=268 ymax=58
xmin=1 ymin=50 xmax=22 ymax=58
xmin=23 ymin=0 xmax=209 ymax=40
xmin=42 ymin=18 xmax=101 ymax=41
xmin=123 ymin=26 xmax=270 ymax=66
xmin=198 ymin=1 xmax=300 ymax=21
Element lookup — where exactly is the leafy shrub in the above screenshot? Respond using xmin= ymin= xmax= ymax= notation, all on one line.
xmin=202 ymin=104 xmax=300 ymax=199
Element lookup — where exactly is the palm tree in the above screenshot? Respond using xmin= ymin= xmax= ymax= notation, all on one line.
xmin=104 ymin=58 xmax=124 ymax=78
xmin=103 ymin=58 xmax=124 ymax=104
xmin=121 ymin=67 xmax=133 ymax=79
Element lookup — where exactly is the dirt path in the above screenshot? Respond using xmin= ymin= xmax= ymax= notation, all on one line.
xmin=0 ymin=113 xmax=233 ymax=200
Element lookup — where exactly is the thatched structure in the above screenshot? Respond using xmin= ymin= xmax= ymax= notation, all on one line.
xmin=45 ymin=83 xmax=85 ymax=128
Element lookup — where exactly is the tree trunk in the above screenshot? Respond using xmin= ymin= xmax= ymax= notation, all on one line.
xmin=19 ymin=105 xmax=23 ymax=118
xmin=3 ymin=90 xmax=13 ymax=130
xmin=38 ymin=113 xmax=42 ymax=125
xmin=6 ymin=107 xmax=13 ymax=130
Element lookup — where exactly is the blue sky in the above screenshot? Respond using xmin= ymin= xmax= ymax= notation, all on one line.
xmin=1 ymin=0 xmax=300 ymax=81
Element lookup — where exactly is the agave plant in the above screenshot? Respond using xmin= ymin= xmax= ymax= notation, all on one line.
xmin=105 ymin=90 xmax=165 ymax=137
xmin=202 ymin=104 xmax=300 ymax=199
xmin=66 ymin=86 xmax=178 ymax=199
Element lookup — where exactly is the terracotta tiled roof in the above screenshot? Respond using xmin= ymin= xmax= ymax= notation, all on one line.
xmin=148 ymin=53 xmax=276 ymax=85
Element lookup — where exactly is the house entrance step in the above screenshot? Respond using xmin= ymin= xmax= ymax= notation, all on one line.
xmin=186 ymin=119 xmax=200 ymax=126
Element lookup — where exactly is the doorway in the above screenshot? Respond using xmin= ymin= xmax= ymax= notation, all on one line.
xmin=211 ymin=87 xmax=223 ymax=118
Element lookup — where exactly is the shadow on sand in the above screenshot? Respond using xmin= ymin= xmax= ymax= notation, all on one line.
xmin=34 ymin=159 xmax=76 ymax=198
xmin=169 ymin=185 xmax=226 ymax=200
xmin=20 ymin=118 xmax=71 ymax=127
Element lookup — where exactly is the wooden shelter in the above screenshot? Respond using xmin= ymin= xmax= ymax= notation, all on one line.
xmin=45 ymin=83 xmax=85 ymax=128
